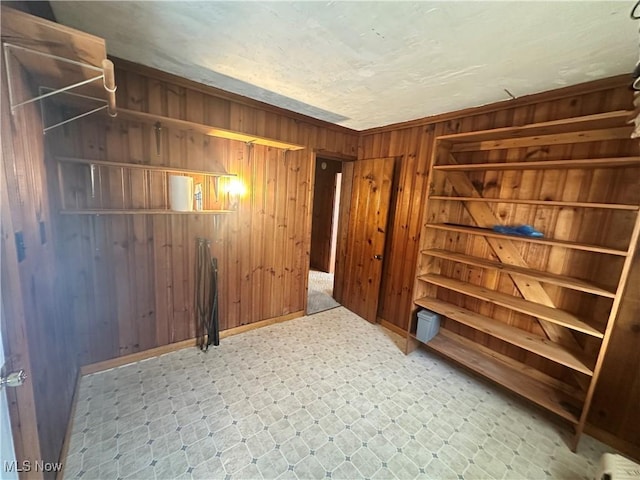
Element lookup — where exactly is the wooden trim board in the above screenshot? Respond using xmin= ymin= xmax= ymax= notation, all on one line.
xmin=80 ymin=310 xmax=305 ymax=374
xmin=378 ymin=317 xmax=408 ymax=338
xmin=116 ymin=109 xmax=306 ymax=151
xmin=56 ymin=372 xmax=82 ymax=479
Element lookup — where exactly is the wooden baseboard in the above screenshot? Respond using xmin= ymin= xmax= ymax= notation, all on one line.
xmin=80 ymin=310 xmax=305 ymax=375
xmin=584 ymin=424 xmax=640 ymax=463
xmin=56 ymin=371 xmax=82 ymax=479
xmin=220 ymin=310 xmax=304 ymax=339
xmin=80 ymin=338 xmax=198 ymax=375
xmin=377 ymin=317 xmax=408 ymax=338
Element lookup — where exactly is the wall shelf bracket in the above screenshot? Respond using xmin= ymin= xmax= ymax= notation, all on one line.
xmin=3 ymin=42 xmax=117 ymax=132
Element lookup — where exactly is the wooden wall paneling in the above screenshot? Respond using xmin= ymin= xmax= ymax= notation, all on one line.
xmin=44 ymin=60 xmax=348 ymax=362
xmin=147 ymin=77 xmax=170 ymax=348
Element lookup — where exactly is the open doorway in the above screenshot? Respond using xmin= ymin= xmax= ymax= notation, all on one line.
xmin=307 ymin=157 xmax=342 ymax=315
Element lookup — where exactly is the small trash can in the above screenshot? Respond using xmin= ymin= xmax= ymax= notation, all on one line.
xmin=416 ymin=309 xmax=440 ymax=343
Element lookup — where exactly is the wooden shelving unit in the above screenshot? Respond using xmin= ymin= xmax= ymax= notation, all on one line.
xmin=408 ymin=111 xmax=640 ymax=450
xmin=56 ymin=157 xmax=238 ymax=215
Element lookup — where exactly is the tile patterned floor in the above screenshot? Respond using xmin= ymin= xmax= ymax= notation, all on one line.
xmin=63 ymin=307 xmax=612 ymax=480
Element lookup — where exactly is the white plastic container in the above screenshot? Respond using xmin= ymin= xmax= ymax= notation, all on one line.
xmin=416 ymin=309 xmax=440 ymax=343
xmin=169 ymin=175 xmax=194 ymax=212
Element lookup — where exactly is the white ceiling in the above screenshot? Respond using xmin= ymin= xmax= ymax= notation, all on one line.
xmin=50 ymin=1 xmax=637 ymax=131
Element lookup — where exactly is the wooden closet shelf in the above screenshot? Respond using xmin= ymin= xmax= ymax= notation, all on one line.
xmin=436 ymin=110 xmax=634 ymax=144
xmin=421 ymin=329 xmax=583 ymax=424
xmin=427 ymin=196 xmax=639 ymax=211
xmin=116 ymin=108 xmax=305 ymax=151
xmin=447 ymin=127 xmax=633 ymax=152
xmin=56 ymin=156 xmax=236 ymax=177
xmin=414 ymin=297 xmax=594 ymax=375
xmin=417 ymin=273 xmax=604 ymax=338
xmin=421 ymin=248 xmax=616 ymax=298
xmin=432 ymin=157 xmax=640 ymax=171
xmin=60 ymin=209 xmax=234 ymax=215
xmin=426 ymin=223 xmax=629 ymax=256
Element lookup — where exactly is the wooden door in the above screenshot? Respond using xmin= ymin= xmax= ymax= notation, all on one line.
xmin=334 ymin=157 xmax=394 ymax=322
xmin=1 ymin=46 xmax=78 ymax=477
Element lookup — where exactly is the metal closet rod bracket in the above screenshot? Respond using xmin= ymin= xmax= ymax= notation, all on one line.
xmin=3 ymin=42 xmax=117 ymax=133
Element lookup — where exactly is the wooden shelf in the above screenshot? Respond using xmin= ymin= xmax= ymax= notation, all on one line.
xmin=420 ymin=329 xmax=583 ymax=424
xmin=421 ymin=248 xmax=616 ymax=298
xmin=417 ymin=274 xmax=604 ymax=338
xmin=414 ymin=297 xmax=594 ymax=375
xmin=448 ymin=128 xmax=633 ymax=152
xmin=56 ymin=156 xmax=236 ymax=177
xmin=428 ymin=196 xmax=639 ymax=212
xmin=436 ymin=110 xmax=634 ymax=144
xmin=433 ymin=157 xmax=640 ymax=171
xmin=1 ymin=6 xmax=117 ymax=125
xmin=426 ymin=223 xmax=629 ymax=256
xmin=60 ymin=209 xmax=234 ymax=215
xmin=116 ymin=109 xmax=305 ymax=151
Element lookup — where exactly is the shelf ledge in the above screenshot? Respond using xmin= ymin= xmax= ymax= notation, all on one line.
xmin=421 ymin=248 xmax=616 ymax=298
xmin=426 ymin=223 xmax=629 ymax=257
xmin=417 ymin=329 xmax=583 ymax=424
xmin=414 ymin=297 xmax=594 ymax=375
xmin=116 ymin=108 xmax=305 ymax=151
xmin=56 ymin=156 xmax=236 ymax=178
xmin=432 ymin=157 xmax=640 ymax=171
xmin=435 ymin=110 xmax=633 ymax=144
xmin=60 ymin=209 xmax=234 ymax=215
xmin=417 ymin=273 xmax=604 ymax=338
xmin=428 ymin=196 xmax=639 ymax=212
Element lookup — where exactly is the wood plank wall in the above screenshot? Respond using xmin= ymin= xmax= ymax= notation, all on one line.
xmin=48 ymin=61 xmax=358 ymax=366
xmin=310 ymin=158 xmax=342 ymax=272
xmin=1 ymin=50 xmax=78 ymax=473
xmin=359 ymin=75 xmax=639 ymax=454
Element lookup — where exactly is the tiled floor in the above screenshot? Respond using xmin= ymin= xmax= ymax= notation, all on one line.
xmin=63 ymin=307 xmax=611 ymax=480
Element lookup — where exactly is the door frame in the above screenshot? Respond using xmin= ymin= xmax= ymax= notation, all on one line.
xmin=303 ymin=150 xmax=356 ymax=315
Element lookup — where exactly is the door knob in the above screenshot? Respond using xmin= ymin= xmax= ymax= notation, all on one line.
xmin=0 ymin=369 xmax=26 ymax=389
xmin=374 ymin=255 xmax=383 ymax=260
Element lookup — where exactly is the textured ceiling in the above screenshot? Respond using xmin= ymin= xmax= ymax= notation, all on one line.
xmin=51 ymin=1 xmax=636 ymax=130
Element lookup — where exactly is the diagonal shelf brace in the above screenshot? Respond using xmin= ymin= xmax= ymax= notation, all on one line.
xmin=439 ymin=153 xmax=589 ymax=367
xmin=3 ymin=42 xmax=117 ymax=132
xmin=38 ymin=88 xmax=109 ymax=134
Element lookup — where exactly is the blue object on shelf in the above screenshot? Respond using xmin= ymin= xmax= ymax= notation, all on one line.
xmin=492 ymin=224 xmax=544 ymax=238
